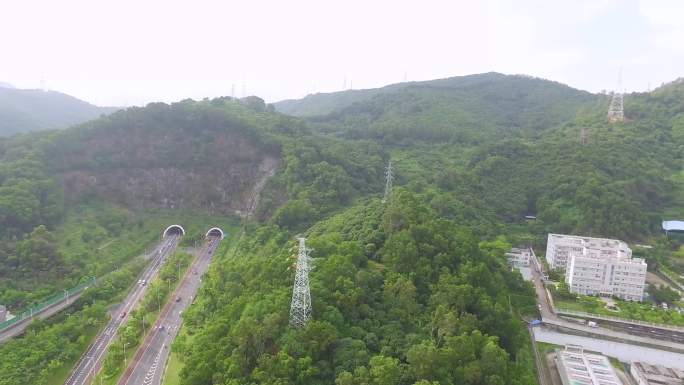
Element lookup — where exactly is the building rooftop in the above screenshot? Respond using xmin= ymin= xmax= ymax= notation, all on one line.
xmin=631 ymin=361 xmax=684 ymax=385
xmin=548 ymin=233 xmax=632 ymax=261
xmin=556 ymin=345 xmax=622 ymax=385
xmin=662 ymin=220 xmax=684 ymax=232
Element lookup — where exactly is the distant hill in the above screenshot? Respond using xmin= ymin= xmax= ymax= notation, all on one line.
xmin=275 ymin=72 xmax=598 ymax=143
xmin=0 ymin=81 xmax=14 ymax=89
xmin=0 ymin=87 xmax=118 ymax=136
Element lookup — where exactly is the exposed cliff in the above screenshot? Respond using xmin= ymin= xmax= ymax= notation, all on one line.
xmin=42 ymin=98 xmax=288 ymax=217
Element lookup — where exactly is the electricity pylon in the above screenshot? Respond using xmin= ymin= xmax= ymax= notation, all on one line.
xmin=607 ymin=69 xmax=624 ymax=123
xmin=382 ymin=160 xmax=393 ymax=204
xmin=580 ymin=128 xmax=588 ymax=145
xmin=289 ymin=237 xmax=312 ymax=328
xmin=607 ymin=92 xmax=624 ymax=122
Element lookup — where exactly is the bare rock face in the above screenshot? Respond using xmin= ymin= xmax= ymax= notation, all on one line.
xmin=58 ymin=155 xmax=280 ymax=216
xmin=48 ymin=103 xmax=283 ymax=216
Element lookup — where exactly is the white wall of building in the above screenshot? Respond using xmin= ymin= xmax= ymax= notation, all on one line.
xmin=546 ymin=234 xmax=647 ymax=301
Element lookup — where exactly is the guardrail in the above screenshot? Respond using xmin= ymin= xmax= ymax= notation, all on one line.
xmin=555 ymin=308 xmax=684 ymax=333
xmin=0 ymin=276 xmax=96 ymax=332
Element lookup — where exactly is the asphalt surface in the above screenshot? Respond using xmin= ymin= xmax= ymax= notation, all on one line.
xmin=64 ymin=234 xmax=180 ymax=385
xmin=118 ymin=236 xmax=221 ymax=385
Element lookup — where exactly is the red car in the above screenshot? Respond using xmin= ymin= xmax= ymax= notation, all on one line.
xmin=120 ymin=311 xmax=127 ymax=318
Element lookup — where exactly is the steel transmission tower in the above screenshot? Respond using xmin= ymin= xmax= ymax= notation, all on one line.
xmin=607 ymin=69 xmax=624 ymax=123
xmin=580 ymin=128 xmax=589 ymax=145
xmin=382 ymin=160 xmax=393 ymax=204
xmin=607 ymin=92 xmax=624 ymax=122
xmin=289 ymin=237 xmax=312 ymax=328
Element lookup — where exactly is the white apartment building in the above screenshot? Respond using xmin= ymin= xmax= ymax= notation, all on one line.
xmin=546 ymin=234 xmax=632 ymax=271
xmin=546 ymin=234 xmax=647 ymax=301
xmin=556 ymin=345 xmax=622 ymax=385
xmin=506 ymin=247 xmax=532 ymax=267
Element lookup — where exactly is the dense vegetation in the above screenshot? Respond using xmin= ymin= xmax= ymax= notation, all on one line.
xmin=0 ymin=97 xmax=293 ymax=310
xmin=176 ymin=190 xmax=537 ymax=385
xmin=287 ymin=75 xmax=684 ymax=241
xmin=278 ymin=73 xmax=597 ymax=145
xmin=1 ymin=73 xmax=683 ymax=385
xmin=0 ymin=87 xmax=117 ymax=136
xmin=0 ymin=257 xmax=147 ymax=385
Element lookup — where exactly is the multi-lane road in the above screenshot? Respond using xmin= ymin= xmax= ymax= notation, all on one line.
xmin=64 ymin=234 xmax=180 ymax=385
xmin=117 ymin=235 xmax=221 ymax=385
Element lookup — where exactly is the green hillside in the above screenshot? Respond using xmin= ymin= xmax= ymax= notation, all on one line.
xmin=0 ymin=87 xmax=118 ymax=136
xmin=276 ymin=72 xmax=598 ymax=144
xmin=1 ymin=74 xmax=684 ymax=385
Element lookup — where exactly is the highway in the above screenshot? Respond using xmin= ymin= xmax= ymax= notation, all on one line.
xmin=117 ymin=235 xmax=221 ymax=385
xmin=64 ymin=234 xmax=180 ymax=385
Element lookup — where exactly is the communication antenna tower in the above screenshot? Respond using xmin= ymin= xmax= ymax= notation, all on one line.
xmin=289 ymin=237 xmax=312 ymax=328
xmin=382 ymin=160 xmax=393 ymax=204
xmin=607 ymin=69 xmax=624 ymax=122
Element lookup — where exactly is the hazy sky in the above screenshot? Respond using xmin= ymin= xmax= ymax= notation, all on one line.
xmin=1 ymin=0 xmax=682 ymax=106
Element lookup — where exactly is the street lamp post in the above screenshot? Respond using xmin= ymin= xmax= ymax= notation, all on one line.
xmin=123 ymin=342 xmax=128 ymax=367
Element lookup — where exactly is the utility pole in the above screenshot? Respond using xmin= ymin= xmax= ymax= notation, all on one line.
xmin=289 ymin=237 xmax=312 ymax=328
xmin=382 ymin=160 xmax=393 ymax=204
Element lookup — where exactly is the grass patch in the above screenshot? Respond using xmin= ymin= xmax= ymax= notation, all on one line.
xmin=44 ymin=325 xmax=100 ymax=385
xmin=162 ymin=351 xmax=183 ymax=385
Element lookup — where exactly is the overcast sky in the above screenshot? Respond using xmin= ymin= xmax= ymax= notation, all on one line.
xmin=1 ymin=0 xmax=682 ymax=106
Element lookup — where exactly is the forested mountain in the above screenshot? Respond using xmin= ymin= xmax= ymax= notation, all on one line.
xmin=276 ymin=73 xmax=598 ymax=144
xmin=0 ymin=87 xmax=117 ymax=136
xmin=0 ymin=74 xmax=683 ymax=385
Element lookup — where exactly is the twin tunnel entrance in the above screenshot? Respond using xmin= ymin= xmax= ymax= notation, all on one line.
xmin=162 ymin=224 xmax=225 ymax=239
